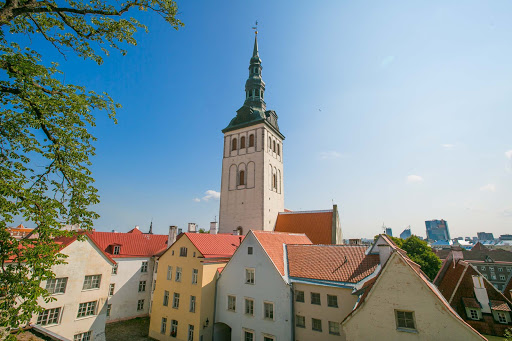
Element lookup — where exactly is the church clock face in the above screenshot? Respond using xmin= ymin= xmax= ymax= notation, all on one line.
xmin=218 ymin=34 xmax=284 ymax=235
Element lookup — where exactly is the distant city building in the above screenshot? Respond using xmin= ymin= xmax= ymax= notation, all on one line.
xmin=399 ymin=228 xmax=411 ymax=240
xmin=384 ymin=227 xmax=393 ymax=237
xmin=477 ymin=232 xmax=494 ymax=241
xmin=425 ymin=219 xmax=450 ymax=241
xmin=500 ymin=234 xmax=512 ymax=241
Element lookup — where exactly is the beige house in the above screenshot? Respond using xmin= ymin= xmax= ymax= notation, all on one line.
xmin=342 ymin=238 xmax=487 ymax=341
xmin=32 ymin=234 xmax=115 ymax=341
xmin=285 ymin=244 xmax=380 ymax=340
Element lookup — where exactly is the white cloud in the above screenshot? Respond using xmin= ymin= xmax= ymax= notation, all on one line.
xmin=480 ymin=184 xmax=496 ymax=192
xmin=319 ymin=151 xmax=342 ymax=160
xmin=442 ymin=144 xmax=455 ymax=149
xmin=381 ymin=55 xmax=395 ymax=67
xmin=202 ymin=190 xmax=220 ymax=201
xmin=406 ymin=175 xmax=424 ymax=184
xmin=505 ymin=150 xmax=512 ymax=159
xmin=193 ymin=198 xmax=201 ymax=203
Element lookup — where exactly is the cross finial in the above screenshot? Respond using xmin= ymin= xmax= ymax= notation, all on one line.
xmin=252 ymin=20 xmax=258 ymax=35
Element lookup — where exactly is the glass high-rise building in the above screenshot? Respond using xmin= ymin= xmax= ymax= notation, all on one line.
xmin=425 ymin=219 xmax=450 ymax=241
xmin=400 ymin=228 xmax=412 ymax=240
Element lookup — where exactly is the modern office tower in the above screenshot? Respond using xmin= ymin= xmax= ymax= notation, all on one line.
xmin=425 ymin=219 xmax=450 ymax=241
xmin=384 ymin=227 xmax=393 ymax=237
xmin=400 ymin=228 xmax=412 ymax=240
xmin=477 ymin=232 xmax=494 ymax=241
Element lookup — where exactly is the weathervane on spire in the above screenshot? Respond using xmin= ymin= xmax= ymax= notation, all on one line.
xmin=252 ymin=20 xmax=258 ymax=35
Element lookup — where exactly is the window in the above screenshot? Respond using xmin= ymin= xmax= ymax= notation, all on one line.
xmin=273 ymin=140 xmax=276 ymax=152
xmin=77 ymin=301 xmax=97 ymax=318
xmin=268 ymin=137 xmax=271 ymax=151
xmin=490 ymin=266 xmax=495 ymax=271
xmin=106 ymin=304 xmax=112 ymax=317
xmin=192 ymin=269 xmax=198 ymax=284
xmin=46 ymin=277 xmax=67 ymax=294
xmin=109 ymin=283 xmax=115 ymax=296
xmin=311 ymin=292 xmax=321 ymax=305
xmin=171 ymin=320 xmax=178 ymax=337
xmin=232 ymin=138 xmax=237 ymax=151
xmin=37 ymin=307 xmax=61 ymax=326
xmin=139 ymin=280 xmax=146 ymax=292
xmin=239 ymin=170 xmax=245 ymax=186
xmin=176 ymin=267 xmax=182 ymax=282
xmin=507 ymin=267 xmax=511 ymax=272
xmin=312 ymin=318 xmax=322 ymax=332
xmin=113 ymin=245 xmax=120 ymax=255
xmin=240 ymin=136 xmax=246 ymax=149
xmin=327 ymin=294 xmax=338 ymax=308
xmin=154 ymin=261 xmax=158 ymax=273
xmin=153 ymin=280 xmax=156 ymax=292
xmin=295 ymin=315 xmax=305 ymax=328
xmin=141 ymin=261 xmax=148 ymax=273
xmin=500 ymin=275 xmax=506 ymax=280
xmin=163 ymin=290 xmax=169 ymax=306
xmin=193 ymin=252 xmax=196 ymax=257
xmin=137 ymin=299 xmax=144 ymax=311
xmin=277 ymin=144 xmax=280 ymax=156
xmin=167 ymin=266 xmax=173 ymax=280
xmin=188 ymin=325 xmax=194 ymax=341
xmin=263 ymin=336 xmax=274 ymax=341
xmin=272 ymin=174 xmax=277 ymax=189
xmin=244 ymin=330 xmax=254 ymax=341
xmin=264 ymin=302 xmax=274 ymax=320
xmin=492 ymin=274 xmax=497 ymax=280
xmin=248 ymin=246 xmax=253 ymax=254
xmin=497 ymin=312 xmax=507 ymax=324
xmin=295 ymin=290 xmax=305 ymax=302
xmin=483 ymin=274 xmax=488 ymax=279
xmin=245 ymin=298 xmax=254 ymax=315
xmin=228 ymin=295 xmax=236 ymax=311
xmin=396 ymin=310 xmax=416 ymax=330
xmin=172 ymin=293 xmax=180 ymax=309
xmin=245 ymin=268 xmax=255 ymax=284
xmin=112 ymin=265 xmax=118 ymax=275
xmin=82 ymin=275 xmax=101 ymax=290
xmin=499 ymin=267 xmax=503 ymax=272
xmin=74 ymin=331 xmax=92 ymax=341
xmin=328 ymin=321 xmax=341 ymax=335
xmin=161 ymin=317 xmax=167 ymax=334
xmin=249 ymin=134 xmax=254 ymax=147
xmin=180 ymin=247 xmax=188 ymax=257
xmin=190 ymin=296 xmax=196 ymax=313
xmin=469 ymin=309 xmax=479 ymax=320
xmin=480 ymin=266 xmax=486 ymax=271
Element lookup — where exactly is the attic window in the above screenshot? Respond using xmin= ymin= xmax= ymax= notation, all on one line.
xmin=248 ymin=247 xmax=253 ymax=255
xmin=180 ymin=247 xmax=188 ymax=257
xmin=468 ymin=309 xmax=479 ymax=320
xmin=113 ymin=246 xmax=120 ymax=255
xmin=395 ymin=310 xmax=416 ymax=331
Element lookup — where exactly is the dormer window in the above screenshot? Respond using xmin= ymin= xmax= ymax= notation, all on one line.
xmin=113 ymin=246 xmax=120 ymax=255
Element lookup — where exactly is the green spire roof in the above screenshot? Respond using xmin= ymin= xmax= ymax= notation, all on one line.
xmin=222 ymin=33 xmax=284 ymax=139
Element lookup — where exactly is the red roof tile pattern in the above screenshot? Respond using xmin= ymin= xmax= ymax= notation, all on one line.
xmin=127 ymin=228 xmax=143 ymax=234
xmin=252 ymin=231 xmax=312 ymax=275
xmin=88 ymin=231 xmax=168 ymax=257
xmin=54 ymin=233 xmax=116 ymax=265
xmin=185 ymin=233 xmax=244 ymax=258
xmin=435 ymin=247 xmax=512 ymax=263
xmin=287 ymin=245 xmax=379 ymax=283
xmin=490 ymin=300 xmax=511 ymax=311
xmin=462 ymin=297 xmax=481 ymax=308
xmin=274 ymin=210 xmax=333 ymax=244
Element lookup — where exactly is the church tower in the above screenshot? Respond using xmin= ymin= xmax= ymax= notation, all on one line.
xmin=218 ymin=33 xmax=285 ymax=235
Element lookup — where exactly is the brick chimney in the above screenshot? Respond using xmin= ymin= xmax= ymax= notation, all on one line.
xmin=168 ymin=226 xmax=177 ymax=248
xmin=188 ymin=223 xmax=197 ymax=233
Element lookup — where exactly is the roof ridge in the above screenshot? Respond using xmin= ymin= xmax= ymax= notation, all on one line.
xmin=279 ymin=209 xmax=333 ymax=215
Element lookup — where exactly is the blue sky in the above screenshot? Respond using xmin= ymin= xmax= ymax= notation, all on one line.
xmin=25 ymin=1 xmax=512 ymax=238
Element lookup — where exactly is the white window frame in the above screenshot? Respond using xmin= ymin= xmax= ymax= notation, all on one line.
xmin=395 ymin=310 xmax=416 ymax=331
xmin=82 ymin=274 xmax=101 ymax=290
xmin=167 ymin=266 xmax=172 ymax=280
xmin=113 ymin=245 xmax=120 ymax=255
xmin=469 ymin=308 xmax=479 ymax=320
xmin=188 ymin=324 xmax=194 ymax=341
xmin=109 ymin=283 xmax=115 ymax=296
xmin=245 ymin=268 xmax=255 ymax=285
xmin=137 ymin=299 xmax=144 ymax=311
xmin=171 ymin=319 xmax=178 ymax=337
xmin=112 ymin=264 xmax=118 ymax=275
xmin=497 ymin=311 xmax=507 ymax=324
xmin=243 ymin=329 xmax=254 ymax=341
xmin=245 ymin=298 xmax=254 ymax=316
xmin=77 ymin=301 xmax=97 ymax=318
xmin=176 ymin=267 xmax=182 ymax=282
xmin=37 ymin=307 xmax=61 ymax=326
xmin=163 ymin=290 xmax=169 ymax=306
xmin=73 ymin=331 xmax=92 ymax=341
xmin=138 ymin=280 xmax=146 ymax=292
xmin=328 ymin=321 xmax=340 ymax=335
xmin=141 ymin=261 xmax=148 ymax=273
xmin=190 ymin=295 xmax=196 ymax=313
xmin=46 ymin=277 xmax=68 ymax=294
xmin=106 ymin=304 xmax=112 ymax=317
xmin=192 ymin=269 xmax=198 ymax=284
xmin=172 ymin=292 xmax=180 ymax=309
xmin=161 ymin=317 xmax=167 ymax=334
xmin=263 ymin=301 xmax=274 ymax=320
xmin=227 ymin=295 xmax=236 ymax=312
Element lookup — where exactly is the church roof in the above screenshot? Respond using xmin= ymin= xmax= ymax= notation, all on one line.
xmin=252 ymin=231 xmax=312 ymax=276
xmin=286 ymin=244 xmax=379 ymax=283
xmin=274 ymin=210 xmax=333 ymax=244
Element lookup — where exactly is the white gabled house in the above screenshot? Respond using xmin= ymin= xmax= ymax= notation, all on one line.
xmin=214 ymin=231 xmax=312 ymax=341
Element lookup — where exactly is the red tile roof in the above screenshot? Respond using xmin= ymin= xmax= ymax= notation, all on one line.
xmin=274 ymin=210 xmax=333 ymax=244
xmin=287 ymin=245 xmax=379 ymax=283
xmin=127 ymin=227 xmax=143 ymax=234
xmin=185 ymin=233 xmax=244 ymax=258
xmin=490 ymin=300 xmax=511 ymax=312
xmin=252 ymin=231 xmax=312 ymax=276
xmin=54 ymin=233 xmax=116 ymax=265
xmin=88 ymin=231 xmax=168 ymax=257
xmin=462 ymin=297 xmax=480 ymax=309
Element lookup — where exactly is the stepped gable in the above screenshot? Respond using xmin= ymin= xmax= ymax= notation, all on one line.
xmin=274 ymin=210 xmax=333 ymax=244
xmin=286 ymin=244 xmax=379 ymax=283
xmin=252 ymin=231 xmax=312 ymax=276
xmin=88 ymin=230 xmax=168 ymax=257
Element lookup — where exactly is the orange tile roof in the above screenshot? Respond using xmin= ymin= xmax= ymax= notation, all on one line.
xmin=54 ymin=233 xmax=116 ymax=265
xmin=274 ymin=210 xmax=333 ymax=244
xmin=490 ymin=300 xmax=511 ymax=312
xmin=252 ymin=231 xmax=312 ymax=276
xmin=88 ymin=231 xmax=168 ymax=257
xmin=127 ymin=227 xmax=143 ymax=234
xmin=287 ymin=245 xmax=379 ymax=283
xmin=185 ymin=233 xmax=244 ymax=258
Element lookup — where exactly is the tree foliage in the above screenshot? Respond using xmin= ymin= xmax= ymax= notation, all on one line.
xmin=0 ymin=0 xmax=182 ymax=336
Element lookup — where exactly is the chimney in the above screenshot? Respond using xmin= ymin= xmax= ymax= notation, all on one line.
xmin=168 ymin=226 xmax=177 ymax=248
xmin=178 ymin=228 xmax=183 ymax=235
xmin=210 ymin=222 xmax=218 ymax=235
xmin=451 ymin=245 xmax=464 ymax=262
xmin=473 ymin=275 xmax=491 ymax=313
xmin=188 ymin=223 xmax=197 ymax=233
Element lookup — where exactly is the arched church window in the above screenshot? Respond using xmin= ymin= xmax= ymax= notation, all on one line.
xmin=277 ymin=144 xmax=280 ymax=156
xmin=273 ymin=174 xmax=277 ymax=189
xmin=261 ymin=90 xmax=264 ymax=99
xmin=249 ymin=134 xmax=255 ymax=147
xmin=239 ymin=170 xmax=245 ymax=186
xmin=232 ymin=138 xmax=237 ymax=151
xmin=273 ymin=140 xmax=276 ymax=153
xmin=240 ymin=136 xmax=246 ymax=149
xmin=268 ymin=137 xmax=271 ymax=151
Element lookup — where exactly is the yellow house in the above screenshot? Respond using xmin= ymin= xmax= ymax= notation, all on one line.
xmin=149 ymin=233 xmax=243 ymax=341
